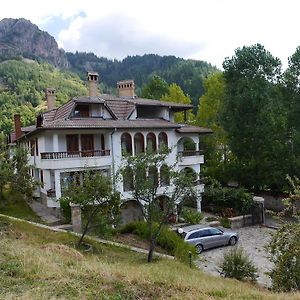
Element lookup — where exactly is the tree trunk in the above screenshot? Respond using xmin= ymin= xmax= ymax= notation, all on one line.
xmin=147 ymin=238 xmax=156 ymax=263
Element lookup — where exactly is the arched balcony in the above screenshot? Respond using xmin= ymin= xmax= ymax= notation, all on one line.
xmin=177 ymin=137 xmax=202 ymax=157
xmin=121 ymin=133 xmax=132 ymax=156
xmin=146 ymin=132 xmax=157 ymax=153
xmin=158 ymin=132 xmax=168 ymax=150
xmin=134 ymin=132 xmax=145 ymax=154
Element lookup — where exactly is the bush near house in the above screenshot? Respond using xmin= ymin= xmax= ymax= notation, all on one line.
xmin=120 ymin=221 xmax=196 ymax=263
xmin=181 ymin=207 xmax=203 ymax=224
xmin=203 ymin=179 xmax=254 ymax=215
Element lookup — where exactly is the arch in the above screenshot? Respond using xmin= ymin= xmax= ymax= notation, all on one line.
xmin=182 ymin=167 xmax=198 ymax=182
xmin=160 ymin=164 xmax=170 ymax=186
xmin=134 ymin=132 xmax=144 ymax=154
xmin=146 ymin=132 xmax=157 ymax=153
xmin=121 ymin=132 xmax=132 ymax=156
xmin=120 ymin=200 xmax=143 ymax=224
xmin=158 ymin=132 xmax=168 ymax=150
xmin=123 ymin=167 xmax=134 ymax=191
xmin=177 ymin=137 xmax=196 ymax=156
xmin=148 ymin=166 xmax=158 ymax=187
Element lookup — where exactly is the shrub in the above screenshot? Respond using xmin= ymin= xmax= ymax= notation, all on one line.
xmin=60 ymin=197 xmax=71 ymax=223
xmin=220 ymin=217 xmax=231 ymax=228
xmin=119 ymin=221 xmax=196 ymax=262
xmin=267 ymin=223 xmax=300 ymax=292
xmin=181 ymin=208 xmax=203 ymax=224
xmin=220 ymin=247 xmax=258 ymax=281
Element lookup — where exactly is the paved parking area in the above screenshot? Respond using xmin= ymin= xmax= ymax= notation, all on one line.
xmin=195 ymin=226 xmax=275 ymax=287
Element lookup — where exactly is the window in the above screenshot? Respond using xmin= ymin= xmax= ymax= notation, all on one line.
xmin=121 ymin=133 xmax=132 ymax=155
xmin=74 ymin=105 xmax=90 ymax=117
xmin=35 ymin=138 xmax=39 ymax=156
xmin=134 ymin=132 xmax=144 ymax=154
xmin=40 ymin=170 xmax=44 ymax=184
xmin=160 ymin=164 xmax=170 ymax=186
xmin=100 ymin=134 xmax=105 ymax=151
xmin=148 ymin=166 xmax=158 ymax=187
xmin=209 ymin=228 xmax=223 ymax=236
xmin=146 ymin=132 xmax=156 ymax=153
xmin=158 ymin=132 xmax=168 ymax=149
xmin=30 ymin=140 xmax=35 ymax=156
xmin=123 ymin=167 xmax=134 ymax=191
xmin=66 ymin=135 xmax=79 ymax=154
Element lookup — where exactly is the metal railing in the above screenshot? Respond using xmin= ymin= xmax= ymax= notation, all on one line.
xmin=41 ymin=150 xmax=111 ymax=159
xmin=178 ymin=150 xmax=204 ymax=157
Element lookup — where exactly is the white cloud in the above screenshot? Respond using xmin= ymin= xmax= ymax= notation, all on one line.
xmin=1 ymin=0 xmax=300 ymax=68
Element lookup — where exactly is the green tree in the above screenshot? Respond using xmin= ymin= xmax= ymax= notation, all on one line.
xmin=196 ymin=72 xmax=231 ymax=181
xmin=141 ymin=75 xmax=169 ymax=99
xmin=61 ymin=171 xmax=120 ymax=246
xmin=0 ymin=134 xmax=12 ymax=203
xmin=11 ymin=146 xmax=36 ymax=201
xmin=120 ymin=150 xmax=196 ymax=262
xmin=161 ymin=83 xmax=195 ymax=123
xmin=221 ymin=44 xmax=288 ymax=190
xmin=267 ymin=223 xmax=300 ymax=292
xmin=282 ymin=47 xmax=300 ymax=176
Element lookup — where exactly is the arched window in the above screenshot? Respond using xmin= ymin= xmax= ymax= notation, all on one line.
xmin=158 ymin=132 xmax=168 ymax=150
xmin=146 ymin=132 xmax=157 ymax=153
xmin=182 ymin=167 xmax=197 ymax=184
xmin=121 ymin=133 xmax=132 ymax=156
xmin=148 ymin=166 xmax=158 ymax=187
xmin=160 ymin=164 xmax=170 ymax=186
xmin=134 ymin=132 xmax=144 ymax=154
xmin=123 ymin=167 xmax=134 ymax=191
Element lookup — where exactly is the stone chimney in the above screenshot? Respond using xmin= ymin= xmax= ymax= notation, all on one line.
xmin=117 ymin=80 xmax=135 ymax=98
xmin=45 ymin=88 xmax=56 ymax=110
xmin=14 ymin=114 xmax=22 ymax=140
xmin=87 ymin=71 xmax=99 ymax=97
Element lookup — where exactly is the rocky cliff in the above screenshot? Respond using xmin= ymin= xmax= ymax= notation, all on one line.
xmin=0 ymin=18 xmax=69 ymax=68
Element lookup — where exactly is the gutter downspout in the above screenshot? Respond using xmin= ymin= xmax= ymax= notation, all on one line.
xmin=110 ymin=128 xmax=117 ymax=191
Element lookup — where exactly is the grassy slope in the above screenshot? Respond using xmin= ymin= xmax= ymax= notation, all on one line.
xmin=0 ymin=216 xmax=299 ymax=300
xmin=0 ymin=193 xmax=42 ymax=223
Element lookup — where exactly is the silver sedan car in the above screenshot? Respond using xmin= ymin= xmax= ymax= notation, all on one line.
xmin=178 ymin=225 xmax=239 ymax=254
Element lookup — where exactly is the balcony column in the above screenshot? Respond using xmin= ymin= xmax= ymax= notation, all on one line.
xmin=196 ymin=193 xmax=202 ymax=213
xmin=54 ymin=170 xmax=61 ymax=200
xmin=196 ymin=142 xmax=200 ymax=151
xmin=53 ymin=133 xmax=59 ymax=152
xmin=131 ymin=134 xmax=135 ymax=156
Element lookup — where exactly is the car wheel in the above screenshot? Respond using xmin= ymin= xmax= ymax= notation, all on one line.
xmin=229 ymin=236 xmax=237 ymax=246
xmin=195 ymin=244 xmax=203 ymax=254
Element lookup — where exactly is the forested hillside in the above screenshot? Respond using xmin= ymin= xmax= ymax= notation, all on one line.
xmin=0 ymin=60 xmax=87 ymax=133
xmin=67 ymin=52 xmax=217 ymax=108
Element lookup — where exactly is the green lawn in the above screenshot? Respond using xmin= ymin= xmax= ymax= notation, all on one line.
xmin=0 ymin=215 xmax=299 ymax=300
xmin=0 ymin=194 xmax=41 ymax=222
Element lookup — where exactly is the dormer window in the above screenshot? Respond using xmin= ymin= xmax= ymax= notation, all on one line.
xmin=74 ymin=105 xmax=89 ymax=117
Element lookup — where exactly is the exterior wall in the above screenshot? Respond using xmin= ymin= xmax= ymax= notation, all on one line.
xmin=24 ymin=121 xmax=206 ymax=216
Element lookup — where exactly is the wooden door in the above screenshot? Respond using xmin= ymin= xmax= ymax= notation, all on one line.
xmin=66 ymin=135 xmax=79 ymax=156
xmin=81 ymin=134 xmax=94 ymax=156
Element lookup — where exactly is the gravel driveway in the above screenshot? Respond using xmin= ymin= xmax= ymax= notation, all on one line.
xmin=195 ymin=226 xmax=275 ymax=287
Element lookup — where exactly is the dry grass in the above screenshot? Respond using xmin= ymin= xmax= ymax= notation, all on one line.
xmin=0 ymin=216 xmax=299 ymax=300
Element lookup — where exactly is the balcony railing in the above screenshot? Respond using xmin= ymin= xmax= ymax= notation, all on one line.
xmin=41 ymin=150 xmax=111 ymax=159
xmin=178 ymin=150 xmax=204 ymax=157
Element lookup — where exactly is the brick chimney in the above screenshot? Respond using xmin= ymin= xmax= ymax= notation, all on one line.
xmin=45 ymin=88 xmax=56 ymax=110
xmin=87 ymin=71 xmax=99 ymax=97
xmin=14 ymin=114 xmax=22 ymax=140
xmin=117 ymin=80 xmax=135 ymax=98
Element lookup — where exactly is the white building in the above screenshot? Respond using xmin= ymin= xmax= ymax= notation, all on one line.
xmin=9 ymin=72 xmax=212 ymax=223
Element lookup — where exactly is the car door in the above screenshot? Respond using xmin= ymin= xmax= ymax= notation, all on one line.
xmin=208 ymin=228 xmax=226 ymax=247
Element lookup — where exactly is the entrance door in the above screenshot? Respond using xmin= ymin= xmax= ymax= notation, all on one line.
xmin=81 ymin=134 xmax=94 ymax=156
xmin=66 ymin=134 xmax=79 ymax=156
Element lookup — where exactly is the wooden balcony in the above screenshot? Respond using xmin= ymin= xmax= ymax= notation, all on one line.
xmin=178 ymin=150 xmax=204 ymax=157
xmin=41 ymin=150 xmax=111 ymax=159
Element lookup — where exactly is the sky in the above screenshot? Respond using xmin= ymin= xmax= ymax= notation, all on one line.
xmin=1 ymin=0 xmax=300 ymax=68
